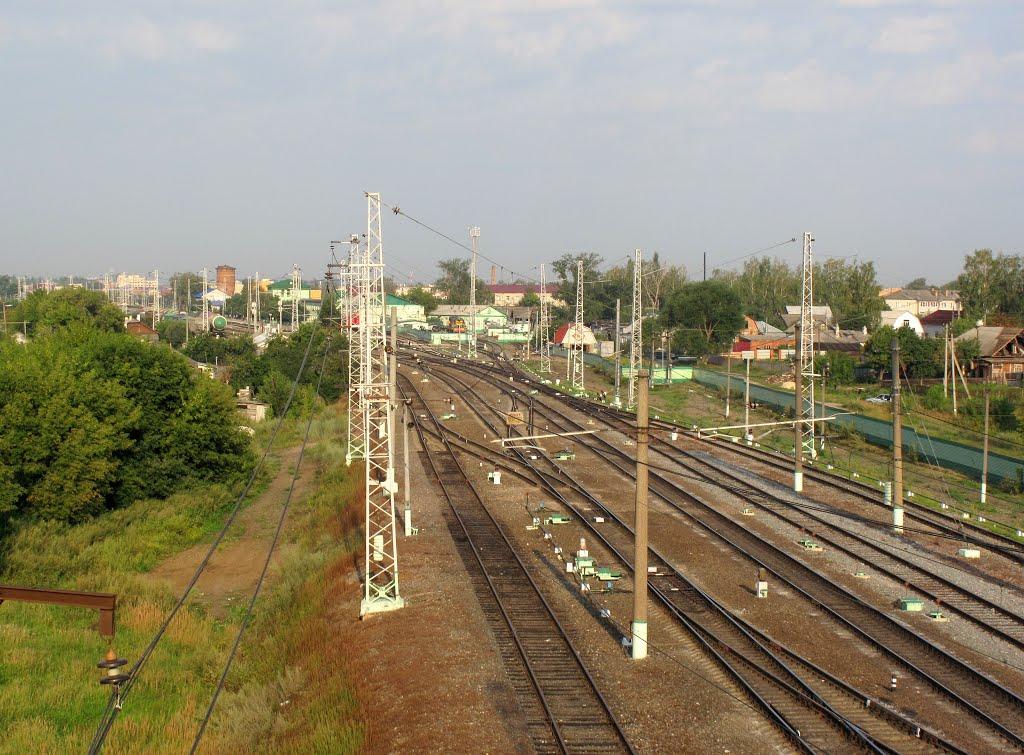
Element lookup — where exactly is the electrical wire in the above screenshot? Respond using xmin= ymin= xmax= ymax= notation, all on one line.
xmin=87 ymin=327 xmax=319 ymax=755
xmin=190 ymin=338 xmax=331 ymax=753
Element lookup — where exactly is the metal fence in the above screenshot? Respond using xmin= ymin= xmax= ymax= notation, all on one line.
xmin=693 ymin=367 xmax=1024 ymax=484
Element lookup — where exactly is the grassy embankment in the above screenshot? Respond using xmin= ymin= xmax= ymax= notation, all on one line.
xmin=518 ymin=355 xmax=1024 ymax=538
xmin=0 ymin=404 xmax=365 ymax=754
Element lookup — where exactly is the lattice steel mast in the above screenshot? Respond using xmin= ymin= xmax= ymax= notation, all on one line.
xmin=359 ymin=192 xmax=403 ymax=616
xmin=628 ymin=248 xmax=643 ymax=408
xmin=469 ymin=226 xmax=480 ymax=358
xmin=152 ymin=269 xmax=161 ymax=324
xmin=798 ymin=231 xmax=816 ymax=459
xmin=290 ymin=264 xmax=301 ymax=331
xmin=539 ymin=263 xmax=551 ymax=373
xmin=570 ymin=258 xmax=585 ymax=392
xmin=346 ymin=235 xmax=365 ymax=466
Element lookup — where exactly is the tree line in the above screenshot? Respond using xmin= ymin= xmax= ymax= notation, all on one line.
xmin=0 ymin=289 xmax=254 ymax=535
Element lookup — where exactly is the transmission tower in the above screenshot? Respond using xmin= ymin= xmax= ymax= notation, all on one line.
xmin=798 ymin=232 xmax=816 ymax=459
xmin=359 ymin=192 xmax=403 ymax=616
xmin=539 ymin=263 xmax=551 ymax=373
xmin=346 ymin=235 xmax=366 ymax=466
xmin=152 ymin=270 xmax=161 ymax=324
xmin=628 ymin=248 xmax=643 ymax=408
xmin=468 ymin=226 xmax=480 ymax=358
xmin=570 ymin=258 xmax=585 ymax=392
xmin=290 ymin=264 xmax=301 ymax=331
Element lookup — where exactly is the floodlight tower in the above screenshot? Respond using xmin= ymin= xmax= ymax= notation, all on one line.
xmin=290 ymin=264 xmax=301 ymax=331
xmin=346 ymin=235 xmax=366 ymax=465
xmin=359 ymin=192 xmax=403 ymax=616
xmin=469 ymin=226 xmax=480 ymax=358
xmin=798 ymin=232 xmax=816 ymax=459
xmin=628 ymin=249 xmax=643 ymax=408
xmin=571 ymin=258 xmax=585 ymax=391
xmin=539 ymin=263 xmax=551 ymax=373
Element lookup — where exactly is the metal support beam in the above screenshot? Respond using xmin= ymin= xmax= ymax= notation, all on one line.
xmin=0 ymin=585 xmax=116 ymax=638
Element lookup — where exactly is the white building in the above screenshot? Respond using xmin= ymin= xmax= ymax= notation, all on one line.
xmin=880 ymin=310 xmax=924 ymax=336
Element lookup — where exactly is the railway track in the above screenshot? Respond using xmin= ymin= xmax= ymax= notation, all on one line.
xmin=405 ymin=356 xmax=967 ymax=754
xmin=407 ymin=347 xmax=1024 ymax=751
xmin=400 ymin=372 xmax=633 ymax=755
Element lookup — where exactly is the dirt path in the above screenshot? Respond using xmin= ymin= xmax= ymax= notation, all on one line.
xmin=146 ymin=445 xmax=308 ymax=618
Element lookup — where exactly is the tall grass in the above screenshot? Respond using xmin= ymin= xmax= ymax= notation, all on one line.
xmin=0 ymin=404 xmax=364 ymax=754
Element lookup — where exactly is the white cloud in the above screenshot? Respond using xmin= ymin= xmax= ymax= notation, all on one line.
xmin=966 ymin=126 xmax=1024 ymax=154
xmin=873 ymin=15 xmax=955 ymax=54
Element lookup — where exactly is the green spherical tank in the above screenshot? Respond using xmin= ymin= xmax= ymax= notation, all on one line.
xmin=212 ymin=315 xmax=227 ymax=332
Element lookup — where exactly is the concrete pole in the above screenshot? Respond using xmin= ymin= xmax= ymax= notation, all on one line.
xmin=793 ymin=325 xmax=803 ymax=493
xmin=725 ymin=354 xmax=731 ymax=419
xmin=632 ymin=368 xmax=650 ymax=660
xmin=892 ymin=336 xmax=904 ymax=533
xmin=744 ymin=356 xmax=751 ymax=444
xmin=614 ymin=298 xmax=622 ymax=406
xmin=982 ymin=389 xmax=990 ymax=505
xmin=404 ymin=401 xmax=412 ymax=536
xmin=943 ymin=325 xmax=949 ymax=398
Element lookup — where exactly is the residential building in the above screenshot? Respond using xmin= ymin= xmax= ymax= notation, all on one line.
xmin=553 ymin=322 xmax=597 ymax=350
xmin=955 ymin=326 xmax=1024 ymax=381
xmin=432 ymin=304 xmax=508 ymax=331
xmin=920 ymin=309 xmax=960 ymax=338
xmin=781 ymin=305 xmax=834 ymax=330
xmin=384 ymin=293 xmax=427 ymax=328
xmin=880 ymin=310 xmax=924 ymax=336
xmin=879 ymin=288 xmax=961 ymax=318
xmin=126 ymin=320 xmax=159 ymax=343
xmin=489 ymin=283 xmax=563 ymax=308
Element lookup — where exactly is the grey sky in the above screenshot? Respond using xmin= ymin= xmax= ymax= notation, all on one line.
xmin=0 ymin=1 xmax=1021 ymax=286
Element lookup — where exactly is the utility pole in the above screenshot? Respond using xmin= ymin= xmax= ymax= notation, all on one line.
xmin=152 ymin=269 xmax=160 ymax=324
xmin=628 ymin=249 xmax=642 ymax=408
xmin=793 ymin=325 xmax=803 ymax=493
xmin=702 ymin=252 xmax=706 ymax=282
xmin=571 ymin=258 xmax=584 ymax=392
xmin=539 ymin=263 xmax=551 ymax=374
xmin=255 ymin=270 xmax=261 ymax=331
xmin=943 ymin=325 xmax=949 ymax=398
xmin=403 ymin=400 xmax=413 ymax=537
xmin=201 ymin=267 xmax=209 ymax=332
xmin=982 ymin=389 xmax=990 ymax=505
xmin=360 ymin=192 xmax=403 ymax=616
xmin=798 ymin=231 xmax=816 ymax=458
xmin=725 ymin=354 xmax=732 ymax=419
xmin=892 ymin=336 xmax=904 ymax=533
xmin=631 ymin=368 xmax=650 ymax=660
xmin=744 ymin=355 xmax=751 ymax=444
xmin=469 ymin=226 xmax=480 ymax=359
xmin=614 ymin=298 xmax=622 ymax=406
xmin=951 ymin=330 xmax=959 ymax=415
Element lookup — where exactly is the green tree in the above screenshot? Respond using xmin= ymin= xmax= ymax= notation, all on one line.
xmin=403 ymin=286 xmax=440 ymax=314
xmin=0 ymin=275 xmax=18 ymax=300
xmin=814 ymin=352 xmax=856 ymax=386
xmin=520 ymin=291 xmax=540 ymax=308
xmin=815 ymin=258 xmax=884 ymax=329
xmin=156 ymin=319 xmax=187 ymax=347
xmin=864 ymin=326 xmax=941 ymax=378
xmin=662 ymin=281 xmax=744 ymax=358
xmin=904 ymin=277 xmax=929 ymax=289
xmin=714 ymin=257 xmax=800 ymax=328
xmin=552 ymin=253 xmax=606 ymax=320
xmin=434 ymin=259 xmax=493 ymax=305
xmin=13 ymin=288 xmax=123 ymax=336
